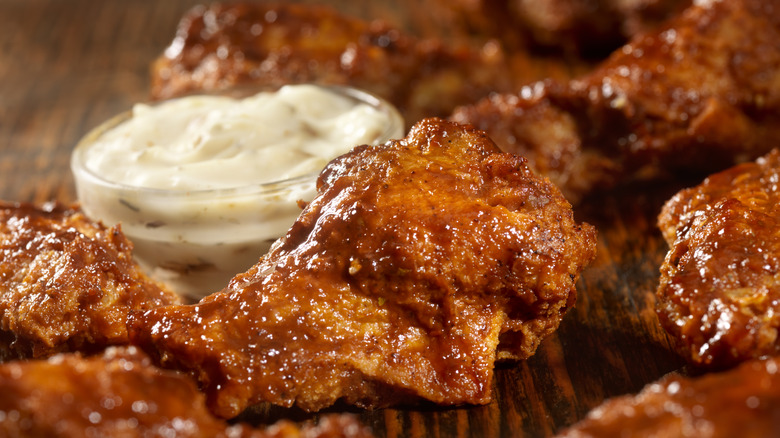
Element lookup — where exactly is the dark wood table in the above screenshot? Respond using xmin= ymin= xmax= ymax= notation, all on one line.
xmin=0 ymin=1 xmax=686 ymax=436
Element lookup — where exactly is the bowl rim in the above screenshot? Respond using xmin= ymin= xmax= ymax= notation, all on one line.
xmin=70 ymin=84 xmax=404 ymax=199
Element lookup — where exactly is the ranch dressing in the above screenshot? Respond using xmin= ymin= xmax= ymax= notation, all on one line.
xmin=83 ymin=84 xmax=391 ymax=190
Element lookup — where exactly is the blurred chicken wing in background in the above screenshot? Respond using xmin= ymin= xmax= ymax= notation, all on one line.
xmin=452 ymin=0 xmax=780 ymax=203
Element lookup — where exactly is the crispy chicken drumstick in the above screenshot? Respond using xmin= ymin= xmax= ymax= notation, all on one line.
xmin=0 ymin=202 xmax=179 ymax=362
xmin=130 ymin=118 xmax=597 ymax=418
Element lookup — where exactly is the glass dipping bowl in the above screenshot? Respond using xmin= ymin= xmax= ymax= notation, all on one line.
xmin=71 ymin=85 xmax=404 ymax=301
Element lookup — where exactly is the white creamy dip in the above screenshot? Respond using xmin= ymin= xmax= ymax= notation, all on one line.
xmin=83 ymin=84 xmax=393 ymax=190
xmin=72 ymin=84 xmax=404 ymax=300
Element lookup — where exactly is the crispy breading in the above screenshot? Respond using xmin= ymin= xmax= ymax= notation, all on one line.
xmin=0 ymin=202 xmax=180 ymax=361
xmin=130 ymin=119 xmax=597 ymax=418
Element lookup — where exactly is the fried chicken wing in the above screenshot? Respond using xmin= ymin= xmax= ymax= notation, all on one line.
xmin=656 ymin=149 xmax=780 ymax=370
xmin=556 ymin=356 xmax=780 ymax=437
xmin=129 ymin=118 xmax=597 ymax=418
xmin=0 ymin=201 xmax=180 ymax=361
xmin=150 ymin=2 xmax=522 ymax=123
xmin=452 ymin=0 xmax=780 ymax=203
xmin=0 ymin=346 xmax=372 ymax=438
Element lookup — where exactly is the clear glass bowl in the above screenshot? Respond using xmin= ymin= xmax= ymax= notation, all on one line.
xmin=71 ymin=85 xmax=404 ymax=301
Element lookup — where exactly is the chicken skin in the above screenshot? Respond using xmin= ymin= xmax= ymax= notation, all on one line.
xmin=130 ymin=118 xmax=597 ymax=418
xmin=0 ymin=202 xmax=180 ymax=362
xmin=556 ymin=356 xmax=780 ymax=438
xmin=452 ymin=0 xmax=780 ymax=203
xmin=0 ymin=346 xmax=372 ymax=438
xmin=656 ymin=149 xmax=780 ymax=370
xmin=149 ymin=2 xmax=519 ymax=124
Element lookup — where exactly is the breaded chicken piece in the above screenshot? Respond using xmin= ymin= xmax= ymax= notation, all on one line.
xmin=130 ymin=119 xmax=597 ymax=418
xmin=0 ymin=346 xmax=372 ymax=438
xmin=149 ymin=2 xmax=521 ymax=124
xmin=656 ymin=149 xmax=780 ymax=370
xmin=0 ymin=202 xmax=180 ymax=361
xmin=452 ymin=0 xmax=780 ymax=203
xmin=556 ymin=356 xmax=780 ymax=438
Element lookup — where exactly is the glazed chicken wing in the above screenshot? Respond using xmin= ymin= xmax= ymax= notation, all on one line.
xmin=556 ymin=356 xmax=780 ymax=438
xmin=0 ymin=202 xmax=180 ymax=361
xmin=656 ymin=149 xmax=780 ymax=370
xmin=0 ymin=346 xmax=372 ymax=438
xmin=130 ymin=118 xmax=597 ymax=418
xmin=150 ymin=2 xmax=519 ymax=123
xmin=452 ymin=0 xmax=780 ymax=203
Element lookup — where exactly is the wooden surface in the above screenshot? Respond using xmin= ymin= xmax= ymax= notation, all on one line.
xmin=0 ymin=1 xmax=687 ymax=436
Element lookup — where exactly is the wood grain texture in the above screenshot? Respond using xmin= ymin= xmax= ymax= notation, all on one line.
xmin=0 ymin=1 xmax=687 ymax=436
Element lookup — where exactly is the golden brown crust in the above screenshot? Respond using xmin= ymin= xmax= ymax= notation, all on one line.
xmin=0 ymin=346 xmax=373 ymax=438
xmin=130 ymin=118 xmax=597 ymax=418
xmin=0 ymin=201 xmax=180 ymax=361
xmin=656 ymin=149 xmax=780 ymax=370
xmin=557 ymin=357 xmax=780 ymax=438
xmin=452 ymin=0 xmax=780 ymax=203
